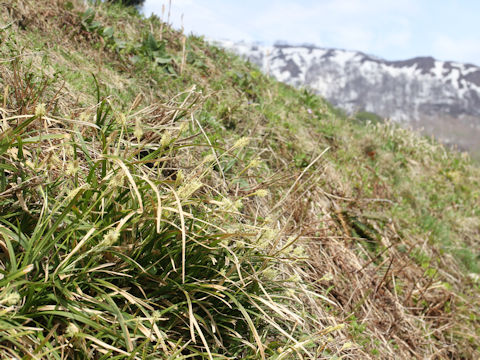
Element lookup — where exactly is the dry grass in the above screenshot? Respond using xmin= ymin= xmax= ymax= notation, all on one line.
xmin=0 ymin=0 xmax=479 ymax=358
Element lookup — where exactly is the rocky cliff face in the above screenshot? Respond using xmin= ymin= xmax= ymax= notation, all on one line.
xmin=215 ymin=40 xmax=480 ymax=156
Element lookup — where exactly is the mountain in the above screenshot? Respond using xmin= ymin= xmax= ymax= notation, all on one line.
xmin=215 ymin=40 xmax=480 ymax=157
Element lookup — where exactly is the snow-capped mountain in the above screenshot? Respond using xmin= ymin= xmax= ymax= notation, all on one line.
xmin=215 ymin=40 xmax=480 ymax=156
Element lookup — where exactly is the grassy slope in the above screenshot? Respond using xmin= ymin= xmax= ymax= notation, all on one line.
xmin=0 ymin=1 xmax=479 ymax=358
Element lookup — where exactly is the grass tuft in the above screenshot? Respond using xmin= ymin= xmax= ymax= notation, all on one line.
xmin=0 ymin=0 xmax=479 ymax=358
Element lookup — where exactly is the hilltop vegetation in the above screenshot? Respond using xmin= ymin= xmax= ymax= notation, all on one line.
xmin=0 ymin=1 xmax=479 ymax=359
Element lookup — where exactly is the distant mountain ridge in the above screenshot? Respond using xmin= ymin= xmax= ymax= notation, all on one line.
xmin=215 ymin=40 xmax=480 ymax=156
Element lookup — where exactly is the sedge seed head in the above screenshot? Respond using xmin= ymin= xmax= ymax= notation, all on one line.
xmin=263 ymin=267 xmax=276 ymax=280
xmin=110 ymin=172 xmax=125 ymax=188
xmin=65 ymin=159 xmax=80 ymax=176
xmin=35 ymin=103 xmax=46 ymax=117
xmin=288 ymin=274 xmax=301 ymax=283
xmin=255 ymin=189 xmax=268 ymax=197
xmin=118 ymin=113 xmax=127 ymax=126
xmin=248 ymin=158 xmax=262 ymax=168
xmin=160 ymin=131 xmax=172 ymax=148
xmin=232 ymin=137 xmax=250 ymax=150
xmin=175 ymin=169 xmax=184 ymax=185
xmin=234 ymin=199 xmax=243 ymax=210
xmin=179 ymin=122 xmax=189 ymax=134
xmin=292 ymin=245 xmax=306 ymax=258
xmin=321 ymin=273 xmax=334 ymax=282
xmin=66 ymin=186 xmax=85 ymax=202
xmin=152 ymin=310 xmax=162 ymax=322
xmin=177 ymin=180 xmax=202 ymax=199
xmin=79 ymin=112 xmax=90 ymax=122
xmin=341 ymin=342 xmax=354 ymax=351
xmin=134 ymin=118 xmax=143 ymax=142
xmin=4 ymin=292 xmax=21 ymax=306
xmin=101 ymin=229 xmax=120 ymax=247
xmin=202 ymin=153 xmax=215 ymax=164
xmin=65 ymin=322 xmax=80 ymax=337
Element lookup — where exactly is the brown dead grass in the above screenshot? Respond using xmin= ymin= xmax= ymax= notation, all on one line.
xmin=258 ymin=146 xmax=480 ymax=358
xmin=2 ymin=0 xmax=479 ymax=358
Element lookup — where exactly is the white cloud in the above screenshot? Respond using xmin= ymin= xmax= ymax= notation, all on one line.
xmin=246 ymin=0 xmax=417 ymax=54
xmin=142 ymin=0 xmax=480 ymax=64
xmin=144 ymin=0 xmax=417 ymax=46
xmin=144 ymin=0 xmax=253 ymax=41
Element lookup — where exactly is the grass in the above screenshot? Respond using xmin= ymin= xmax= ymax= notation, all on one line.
xmin=0 ymin=77 xmax=320 ymax=359
xmin=0 ymin=0 xmax=479 ymax=358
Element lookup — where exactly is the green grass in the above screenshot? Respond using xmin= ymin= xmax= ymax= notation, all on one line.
xmin=0 ymin=86 xmax=320 ymax=358
xmin=1 ymin=0 xmax=480 ymax=358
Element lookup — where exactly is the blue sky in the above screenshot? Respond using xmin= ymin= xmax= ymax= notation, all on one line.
xmin=143 ymin=0 xmax=480 ymax=65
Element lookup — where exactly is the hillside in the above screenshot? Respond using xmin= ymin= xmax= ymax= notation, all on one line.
xmin=216 ymin=40 xmax=480 ymax=160
xmin=0 ymin=1 xmax=479 ymax=359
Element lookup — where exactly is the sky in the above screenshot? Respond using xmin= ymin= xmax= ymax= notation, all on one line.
xmin=143 ymin=0 xmax=480 ymax=65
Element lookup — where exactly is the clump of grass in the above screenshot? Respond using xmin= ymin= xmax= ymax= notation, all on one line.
xmin=2 ymin=0 xmax=480 ymax=358
xmin=0 ymin=64 xmax=325 ymax=359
